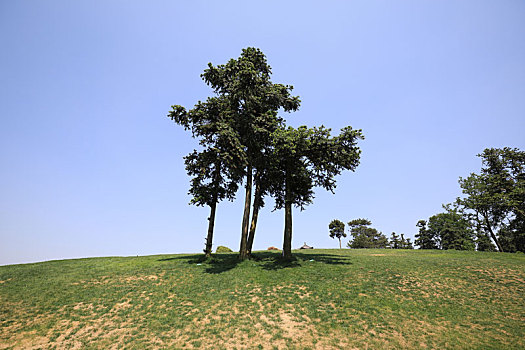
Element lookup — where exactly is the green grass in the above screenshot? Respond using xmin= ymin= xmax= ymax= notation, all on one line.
xmin=1 ymin=249 xmax=524 ymax=349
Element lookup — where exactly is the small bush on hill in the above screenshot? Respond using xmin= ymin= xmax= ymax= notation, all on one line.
xmin=216 ymin=246 xmax=233 ymax=253
xmin=267 ymin=246 xmax=279 ymax=250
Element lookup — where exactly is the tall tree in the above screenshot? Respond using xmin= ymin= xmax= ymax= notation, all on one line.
xmin=458 ymin=148 xmax=525 ymax=252
xmin=270 ymin=126 xmax=364 ymax=260
xmin=269 ymin=126 xmax=315 ymax=260
xmin=200 ymin=47 xmax=300 ymax=260
xmin=347 ymin=219 xmax=389 ymax=249
xmin=329 ymin=219 xmax=346 ymax=249
xmin=168 ymin=97 xmax=245 ymax=257
xmin=183 ymin=149 xmax=238 ymax=256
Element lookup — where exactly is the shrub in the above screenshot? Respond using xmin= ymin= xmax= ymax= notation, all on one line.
xmin=216 ymin=246 xmax=233 ymax=253
xmin=267 ymin=246 xmax=279 ymax=250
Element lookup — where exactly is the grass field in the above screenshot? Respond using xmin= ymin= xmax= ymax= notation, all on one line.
xmin=1 ymin=249 xmax=524 ymax=349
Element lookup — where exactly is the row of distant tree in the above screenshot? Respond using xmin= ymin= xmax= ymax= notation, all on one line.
xmin=330 ymin=147 xmax=524 ymax=252
xmin=329 ymin=218 xmax=413 ymax=249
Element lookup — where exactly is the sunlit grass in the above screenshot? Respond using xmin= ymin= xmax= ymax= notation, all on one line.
xmin=1 ymin=249 xmax=524 ymax=349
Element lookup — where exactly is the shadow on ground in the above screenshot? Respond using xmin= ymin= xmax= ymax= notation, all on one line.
xmin=157 ymin=251 xmax=352 ymax=274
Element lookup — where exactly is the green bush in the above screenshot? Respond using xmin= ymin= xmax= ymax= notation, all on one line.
xmin=216 ymin=246 xmax=233 ymax=253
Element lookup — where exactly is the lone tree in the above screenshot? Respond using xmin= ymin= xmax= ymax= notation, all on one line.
xmin=329 ymin=219 xmax=346 ymax=249
xmin=457 ymin=147 xmax=524 ymax=252
xmin=168 ymin=97 xmax=244 ymax=257
xmin=347 ymin=219 xmax=389 ymax=249
xmin=200 ymin=48 xmax=300 ymax=260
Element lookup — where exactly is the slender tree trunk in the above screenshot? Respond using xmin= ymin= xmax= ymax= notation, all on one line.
xmin=282 ymin=170 xmax=293 ymax=260
xmin=484 ymin=215 xmax=504 ymax=252
xmin=339 ymin=237 xmax=341 ymax=249
xmin=204 ymin=162 xmax=221 ymax=257
xmin=239 ymin=164 xmax=253 ymax=260
xmin=247 ymin=174 xmax=262 ymax=256
xmin=204 ymin=202 xmax=217 ymax=257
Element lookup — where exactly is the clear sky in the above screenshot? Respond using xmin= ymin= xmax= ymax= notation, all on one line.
xmin=1 ymin=1 xmax=524 ymax=265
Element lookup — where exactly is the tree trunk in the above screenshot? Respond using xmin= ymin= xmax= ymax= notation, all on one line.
xmin=204 ymin=201 xmax=217 ymax=257
xmin=484 ymin=215 xmax=504 ymax=252
xmin=247 ymin=174 xmax=262 ymax=256
xmin=204 ymin=162 xmax=221 ymax=258
xmin=339 ymin=237 xmax=341 ymax=249
xmin=282 ymin=170 xmax=293 ymax=260
xmin=239 ymin=164 xmax=253 ymax=260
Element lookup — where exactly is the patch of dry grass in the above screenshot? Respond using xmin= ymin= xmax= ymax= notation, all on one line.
xmin=0 ymin=250 xmax=524 ymax=349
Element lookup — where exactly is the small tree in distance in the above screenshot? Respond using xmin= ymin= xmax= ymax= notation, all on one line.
xmin=415 ymin=220 xmax=439 ymax=249
xmin=347 ymin=219 xmax=389 ymax=249
xmin=329 ymin=219 xmax=346 ymax=249
xmin=390 ymin=232 xmax=400 ymax=249
xmin=399 ymin=233 xmax=414 ymax=249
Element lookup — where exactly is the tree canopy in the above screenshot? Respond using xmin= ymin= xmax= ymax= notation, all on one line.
xmin=329 ymin=219 xmax=346 ymax=249
xmin=458 ymin=147 xmax=524 ymax=252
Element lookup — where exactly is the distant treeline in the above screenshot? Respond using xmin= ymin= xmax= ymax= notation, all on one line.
xmin=330 ymin=147 xmax=524 ymax=252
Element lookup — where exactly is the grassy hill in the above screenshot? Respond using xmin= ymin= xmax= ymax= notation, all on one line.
xmin=1 ymin=249 xmax=524 ymax=349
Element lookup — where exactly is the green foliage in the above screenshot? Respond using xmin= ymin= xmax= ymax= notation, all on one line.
xmin=416 ymin=206 xmax=475 ymax=251
xmin=216 ymin=246 xmax=233 ymax=253
xmin=269 ymin=125 xmax=364 ymax=210
xmin=197 ymin=47 xmax=302 ymax=260
xmin=169 ymin=47 xmax=302 ymax=259
xmin=269 ymin=126 xmax=364 ymax=259
xmin=390 ymin=232 xmax=414 ymax=249
xmin=458 ymin=147 xmax=525 ymax=252
xmin=415 ymin=220 xmax=440 ymax=250
xmin=328 ymin=219 xmax=346 ymax=248
xmin=399 ymin=234 xmax=414 ymax=249
xmin=268 ymin=126 xmax=315 ymax=210
xmin=476 ymin=232 xmax=497 ymax=252
xmin=427 ymin=207 xmax=476 ymax=251
xmin=169 ymin=47 xmax=364 ymax=260
xmin=347 ymin=219 xmax=389 ymax=248
xmin=390 ymin=232 xmax=400 ymax=249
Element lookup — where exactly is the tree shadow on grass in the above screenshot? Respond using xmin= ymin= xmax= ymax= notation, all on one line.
xmin=256 ymin=251 xmax=352 ymax=271
xmin=157 ymin=250 xmax=352 ymax=274
xmin=157 ymin=254 xmax=240 ymax=274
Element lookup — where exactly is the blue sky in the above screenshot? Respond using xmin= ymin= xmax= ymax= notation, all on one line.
xmin=1 ymin=1 xmax=524 ymax=265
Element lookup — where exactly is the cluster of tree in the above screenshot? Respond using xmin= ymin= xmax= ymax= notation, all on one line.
xmin=329 ymin=219 xmax=413 ymax=249
xmin=169 ymin=48 xmax=364 ymax=260
xmin=416 ymin=148 xmax=524 ymax=252
xmin=415 ymin=206 xmax=476 ymax=251
xmin=389 ymin=232 xmax=414 ymax=249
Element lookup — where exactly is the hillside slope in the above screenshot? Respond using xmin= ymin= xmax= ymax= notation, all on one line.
xmin=1 ymin=249 xmax=524 ymax=349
